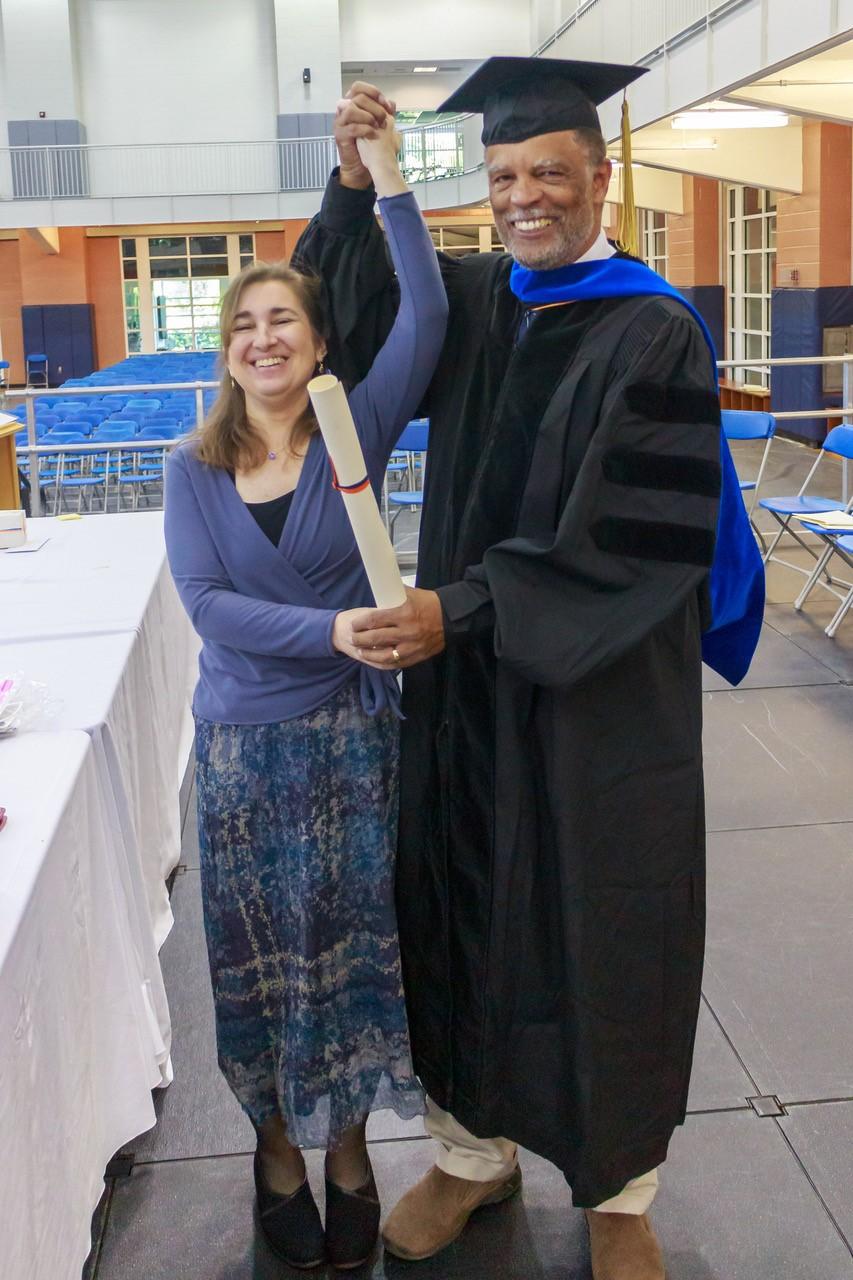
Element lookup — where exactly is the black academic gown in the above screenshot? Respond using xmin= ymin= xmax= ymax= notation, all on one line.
xmin=294 ymin=178 xmax=722 ymax=1207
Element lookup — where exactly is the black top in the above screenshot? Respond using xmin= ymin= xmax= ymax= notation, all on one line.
xmin=245 ymin=488 xmax=295 ymax=545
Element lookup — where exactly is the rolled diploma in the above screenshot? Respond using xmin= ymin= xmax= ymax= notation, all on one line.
xmin=308 ymin=374 xmax=407 ymax=608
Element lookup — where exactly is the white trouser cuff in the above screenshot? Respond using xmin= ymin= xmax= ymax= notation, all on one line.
xmin=591 ymin=1168 xmax=659 ymax=1215
xmin=425 ymin=1097 xmax=518 ymax=1184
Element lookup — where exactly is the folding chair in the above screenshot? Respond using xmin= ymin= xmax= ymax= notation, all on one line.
xmin=45 ymin=431 xmax=87 ymax=514
xmin=793 ymin=509 xmax=853 ymax=633
xmin=758 ymin=425 xmax=853 ymax=575
xmin=721 ymin=410 xmax=776 ymax=550
xmin=26 ymin=353 xmax=48 ymax=389
xmin=821 ymin=535 xmax=853 ymax=636
xmin=385 ymin=419 xmax=428 ymax=537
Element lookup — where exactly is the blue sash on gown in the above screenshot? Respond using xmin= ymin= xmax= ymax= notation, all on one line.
xmin=510 ymin=256 xmax=764 ymax=685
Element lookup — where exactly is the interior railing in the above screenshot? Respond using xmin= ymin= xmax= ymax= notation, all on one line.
xmin=7 ymin=353 xmax=852 ymax=517
xmin=0 ymin=117 xmax=469 ymax=202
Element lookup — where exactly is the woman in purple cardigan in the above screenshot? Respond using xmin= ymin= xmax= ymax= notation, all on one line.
xmin=164 ymin=117 xmax=447 ymax=1270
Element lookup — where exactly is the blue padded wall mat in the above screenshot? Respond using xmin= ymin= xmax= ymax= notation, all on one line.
xmin=771 ymin=286 xmax=853 ymax=443
xmin=679 ymin=285 xmax=725 ymax=362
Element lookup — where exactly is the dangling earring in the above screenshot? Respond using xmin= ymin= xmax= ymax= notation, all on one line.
xmin=316 ymin=357 xmax=326 ymax=376
xmin=230 ymin=374 xmax=237 ymax=390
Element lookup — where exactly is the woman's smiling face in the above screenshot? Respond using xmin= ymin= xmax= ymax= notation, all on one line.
xmin=227 ymin=279 xmax=326 ymax=405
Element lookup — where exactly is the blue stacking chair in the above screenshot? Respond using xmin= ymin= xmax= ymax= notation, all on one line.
xmin=61 ymin=409 xmax=102 ymax=432
xmin=51 ymin=399 xmax=88 ymax=414
xmin=386 ymin=419 xmax=429 ymax=538
xmin=758 ymin=425 xmax=853 ymax=574
xmin=92 ymin=421 xmax=139 ymax=442
xmin=125 ymin=397 xmax=161 ymax=413
xmin=793 ymin=521 xmax=853 ymax=637
xmin=42 ymin=431 xmax=87 ymax=513
xmin=721 ymin=410 xmax=776 ymax=517
xmin=137 ymin=422 xmax=182 ymax=440
xmin=106 ymin=411 xmax=144 ymax=430
xmin=26 ymin=353 xmax=48 ymax=388
xmin=815 ymin=533 xmax=853 ymax=637
xmin=791 ymin=458 xmax=853 ymax=634
xmin=116 ymin=429 xmax=178 ymax=509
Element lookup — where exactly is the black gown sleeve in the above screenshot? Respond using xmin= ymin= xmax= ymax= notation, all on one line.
xmin=436 ymin=311 xmax=722 ymax=689
xmin=292 ymin=170 xmax=458 ymax=393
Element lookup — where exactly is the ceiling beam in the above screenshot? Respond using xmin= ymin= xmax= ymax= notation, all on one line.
xmin=25 ymin=227 xmax=60 ymax=253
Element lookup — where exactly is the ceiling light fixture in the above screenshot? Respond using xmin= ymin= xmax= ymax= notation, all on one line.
xmin=672 ymin=108 xmax=788 ymax=129
xmin=413 ymin=66 xmax=438 ymax=74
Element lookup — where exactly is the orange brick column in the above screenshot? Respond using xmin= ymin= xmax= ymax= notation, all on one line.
xmin=772 ymin=121 xmax=853 ymax=443
xmin=776 ymin=121 xmax=852 ymax=289
xmin=0 ymin=240 xmax=25 ymax=384
xmin=667 ymin=176 xmax=721 ymax=289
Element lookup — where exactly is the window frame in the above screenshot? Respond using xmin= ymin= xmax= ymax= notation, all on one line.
xmin=726 ymin=185 xmax=777 ymax=389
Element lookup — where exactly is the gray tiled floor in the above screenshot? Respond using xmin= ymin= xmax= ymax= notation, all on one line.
xmin=88 ymin=439 xmax=853 ymax=1278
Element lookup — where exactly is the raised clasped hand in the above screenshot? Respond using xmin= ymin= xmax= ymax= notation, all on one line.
xmin=334 ymin=81 xmax=397 ymax=181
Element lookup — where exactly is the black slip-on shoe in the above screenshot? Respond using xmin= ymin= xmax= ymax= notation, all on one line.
xmin=324 ymin=1158 xmax=381 ymax=1270
xmin=253 ymin=1150 xmax=326 ymax=1269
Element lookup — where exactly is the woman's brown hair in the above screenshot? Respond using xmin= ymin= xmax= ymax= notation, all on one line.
xmin=194 ymin=261 xmax=328 ymax=472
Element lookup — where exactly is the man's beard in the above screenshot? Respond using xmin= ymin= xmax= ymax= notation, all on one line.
xmin=497 ymin=203 xmax=597 ymax=271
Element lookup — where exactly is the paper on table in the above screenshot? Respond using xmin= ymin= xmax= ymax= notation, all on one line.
xmin=798 ymin=509 xmax=853 ymax=530
xmin=5 ymin=537 xmax=50 ymax=554
xmin=308 ymin=374 xmax=406 ymax=609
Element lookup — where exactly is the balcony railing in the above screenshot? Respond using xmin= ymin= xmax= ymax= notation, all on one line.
xmin=0 ymin=118 xmax=468 ymax=203
xmin=534 ymin=0 xmax=747 ymax=65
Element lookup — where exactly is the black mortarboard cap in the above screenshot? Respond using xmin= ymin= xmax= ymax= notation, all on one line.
xmin=437 ymin=56 xmax=647 ymax=147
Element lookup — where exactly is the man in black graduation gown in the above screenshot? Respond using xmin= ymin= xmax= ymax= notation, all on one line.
xmin=294 ymin=58 xmax=729 ymax=1280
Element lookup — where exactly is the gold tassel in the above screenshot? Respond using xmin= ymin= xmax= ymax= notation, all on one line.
xmin=615 ymin=93 xmax=638 ymax=258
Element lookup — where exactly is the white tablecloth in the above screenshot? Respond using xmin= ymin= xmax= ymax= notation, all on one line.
xmin=0 ymin=633 xmax=177 ymax=1074
xmin=0 ymin=512 xmax=200 ymax=1275
xmin=1 ymin=513 xmax=199 ymax=946
xmin=0 ymin=732 xmax=164 ymax=1280
xmin=0 ymin=512 xmax=171 ymax=641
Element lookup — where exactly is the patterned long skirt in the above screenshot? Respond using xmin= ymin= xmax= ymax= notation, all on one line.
xmin=194 ymin=681 xmax=424 ymax=1149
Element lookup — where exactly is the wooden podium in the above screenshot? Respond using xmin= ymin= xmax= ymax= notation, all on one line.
xmin=0 ymin=413 xmax=22 ymax=509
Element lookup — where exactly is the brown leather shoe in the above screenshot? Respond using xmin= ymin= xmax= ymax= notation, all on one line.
xmin=381 ymin=1164 xmax=522 ymax=1261
xmin=585 ymin=1210 xmax=665 ymax=1280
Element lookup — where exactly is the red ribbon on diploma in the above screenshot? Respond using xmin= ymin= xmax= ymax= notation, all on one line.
xmin=331 ymin=462 xmax=371 ymax=495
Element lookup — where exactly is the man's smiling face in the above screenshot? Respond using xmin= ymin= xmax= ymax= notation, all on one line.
xmin=487 ymin=129 xmax=612 ymax=271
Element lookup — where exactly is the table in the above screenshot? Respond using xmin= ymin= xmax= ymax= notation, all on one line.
xmin=0 ymin=633 xmax=178 ymax=1070
xmin=0 ymin=511 xmax=180 ymax=642
xmin=0 ymin=512 xmax=200 ymax=1273
xmin=0 ymin=732 xmax=164 ymax=1280
xmin=0 ymin=515 xmax=199 ymax=944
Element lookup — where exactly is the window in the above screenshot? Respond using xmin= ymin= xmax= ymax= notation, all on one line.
xmin=640 ymin=209 xmax=668 ymax=278
xmin=239 ymin=234 xmax=255 ymax=270
xmin=121 ymin=232 xmax=256 ymax=354
xmin=121 ymin=240 xmax=141 ymax=352
xmin=726 ymin=186 xmax=777 ymax=388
